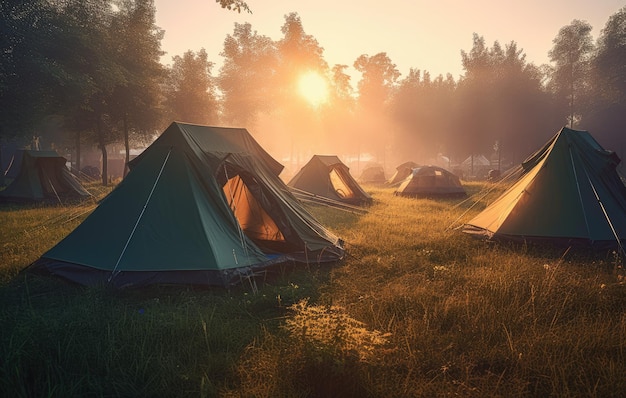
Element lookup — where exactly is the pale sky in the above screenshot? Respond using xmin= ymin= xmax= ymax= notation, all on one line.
xmin=154 ymin=0 xmax=624 ymax=81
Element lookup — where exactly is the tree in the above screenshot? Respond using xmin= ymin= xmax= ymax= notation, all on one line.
xmin=453 ymin=34 xmax=557 ymax=167
xmin=218 ymin=22 xmax=278 ymax=126
xmin=163 ymin=49 xmax=219 ymax=125
xmin=547 ymin=20 xmax=594 ymax=128
xmin=594 ymin=7 xmax=626 ymax=107
xmin=321 ymin=64 xmax=357 ymax=155
xmin=276 ymin=12 xmax=328 ymax=105
xmin=59 ymin=0 xmax=129 ymax=186
xmin=215 ymin=0 xmax=250 ymax=13
xmin=353 ymin=52 xmax=400 ymax=161
xmin=274 ymin=13 xmax=330 ymax=157
xmin=390 ymin=69 xmax=456 ymax=163
xmin=586 ymin=6 xmax=626 ymax=154
xmin=0 ymin=0 xmax=78 ymax=141
xmin=109 ymin=0 xmax=165 ymax=175
xmin=354 ymin=53 xmax=400 ymax=110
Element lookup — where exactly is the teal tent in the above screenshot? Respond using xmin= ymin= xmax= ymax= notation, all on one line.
xmin=463 ymin=127 xmax=626 ymax=249
xmin=30 ymin=123 xmax=344 ymax=287
xmin=395 ymin=165 xmax=467 ymax=198
xmin=288 ymin=155 xmax=372 ymax=206
xmin=0 ymin=150 xmax=90 ymax=203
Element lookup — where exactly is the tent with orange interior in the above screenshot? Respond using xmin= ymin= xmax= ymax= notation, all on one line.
xmin=29 ymin=122 xmax=344 ymax=288
xmin=288 ymin=155 xmax=372 ymax=206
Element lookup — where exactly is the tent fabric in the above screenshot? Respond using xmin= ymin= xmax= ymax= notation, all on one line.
xmin=4 ymin=148 xmax=23 ymax=179
xmin=463 ymin=127 xmax=626 ymax=249
xmin=387 ymin=161 xmax=419 ymax=186
xmin=30 ymin=122 xmax=344 ymax=288
xmin=395 ymin=165 xmax=467 ymax=198
xmin=358 ymin=165 xmax=386 ymax=185
xmin=0 ymin=150 xmax=90 ymax=203
xmin=461 ymin=154 xmax=491 ymax=167
xmin=288 ymin=155 xmax=373 ymax=205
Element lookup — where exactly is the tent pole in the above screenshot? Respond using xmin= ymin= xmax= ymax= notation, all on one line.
xmin=569 ymin=147 xmax=592 ymax=239
xmin=108 ymin=148 xmax=172 ymax=283
xmin=47 ymin=177 xmax=62 ymax=205
xmin=582 ymin=165 xmax=626 ymax=257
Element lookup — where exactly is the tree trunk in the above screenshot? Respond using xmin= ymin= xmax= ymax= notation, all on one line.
xmin=123 ymin=112 xmax=130 ymax=177
xmin=75 ymin=131 xmax=81 ymax=175
xmin=97 ymin=115 xmax=108 ymax=186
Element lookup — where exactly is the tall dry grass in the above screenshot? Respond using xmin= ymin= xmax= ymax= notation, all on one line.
xmin=1 ymin=182 xmax=625 ymax=397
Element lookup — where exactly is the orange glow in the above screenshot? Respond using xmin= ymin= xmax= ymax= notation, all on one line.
xmin=297 ymin=71 xmax=328 ymax=107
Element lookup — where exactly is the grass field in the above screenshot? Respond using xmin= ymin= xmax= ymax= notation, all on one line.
xmin=1 ymin=182 xmax=625 ymax=397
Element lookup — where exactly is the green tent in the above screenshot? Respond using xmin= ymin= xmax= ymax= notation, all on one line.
xmin=30 ymin=123 xmax=344 ymax=288
xmin=395 ymin=165 xmax=467 ymax=198
xmin=0 ymin=150 xmax=90 ymax=203
xmin=463 ymin=127 xmax=626 ymax=249
xmin=288 ymin=155 xmax=373 ymax=205
xmin=358 ymin=164 xmax=387 ymax=185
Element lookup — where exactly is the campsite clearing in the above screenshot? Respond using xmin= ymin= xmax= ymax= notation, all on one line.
xmin=1 ymin=182 xmax=625 ymax=397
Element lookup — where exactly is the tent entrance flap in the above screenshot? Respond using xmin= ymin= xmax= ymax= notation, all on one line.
xmin=329 ymin=168 xmax=355 ymax=199
xmin=38 ymin=159 xmax=66 ymax=195
xmin=223 ymin=175 xmax=286 ymax=243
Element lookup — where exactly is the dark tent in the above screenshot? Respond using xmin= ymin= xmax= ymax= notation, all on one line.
xmin=395 ymin=165 xmax=467 ymax=198
xmin=288 ymin=155 xmax=373 ymax=205
xmin=30 ymin=122 xmax=344 ymax=288
xmin=358 ymin=164 xmax=387 ymax=185
xmin=0 ymin=150 xmax=90 ymax=203
xmin=463 ymin=127 xmax=626 ymax=249
xmin=387 ymin=161 xmax=419 ymax=186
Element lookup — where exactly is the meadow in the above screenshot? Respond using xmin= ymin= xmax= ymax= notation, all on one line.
xmin=1 ymin=182 xmax=625 ymax=397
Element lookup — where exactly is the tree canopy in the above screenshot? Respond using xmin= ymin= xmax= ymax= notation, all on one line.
xmin=2 ymin=4 xmax=626 ymax=183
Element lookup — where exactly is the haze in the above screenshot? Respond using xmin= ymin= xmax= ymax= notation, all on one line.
xmin=149 ymin=0 xmax=625 ymax=179
xmin=155 ymin=0 xmax=623 ymax=79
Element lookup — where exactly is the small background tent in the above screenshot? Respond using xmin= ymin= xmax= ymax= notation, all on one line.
xmin=30 ymin=122 xmax=344 ymax=288
xmin=395 ymin=165 xmax=467 ymax=198
xmin=387 ymin=161 xmax=419 ymax=186
xmin=358 ymin=164 xmax=386 ymax=185
xmin=288 ymin=155 xmax=373 ymax=205
xmin=0 ymin=150 xmax=90 ymax=203
xmin=461 ymin=154 xmax=492 ymax=180
xmin=463 ymin=127 xmax=626 ymax=249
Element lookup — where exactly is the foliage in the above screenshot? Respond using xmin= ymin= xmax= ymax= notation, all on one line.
xmin=108 ymin=0 xmax=166 ymax=168
xmin=219 ymin=23 xmax=278 ymax=126
xmin=455 ymin=34 xmax=559 ymax=165
xmin=283 ymin=298 xmax=390 ymax=362
xmin=163 ymin=49 xmax=219 ymax=125
xmin=391 ymin=69 xmax=456 ymax=162
xmin=215 ymin=0 xmax=250 ymax=14
xmin=547 ymin=20 xmax=594 ymax=128
xmin=585 ymin=6 xmax=626 ymax=152
xmin=2 ymin=3 xmax=626 ymax=183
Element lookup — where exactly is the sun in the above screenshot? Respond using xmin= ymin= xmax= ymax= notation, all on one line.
xmin=297 ymin=71 xmax=329 ymax=107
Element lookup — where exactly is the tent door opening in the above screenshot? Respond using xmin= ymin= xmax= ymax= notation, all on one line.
xmin=220 ymin=165 xmax=300 ymax=254
xmin=38 ymin=158 xmax=67 ymax=196
xmin=329 ymin=168 xmax=355 ymax=199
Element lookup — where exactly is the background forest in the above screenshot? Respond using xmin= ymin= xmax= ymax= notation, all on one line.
xmin=1 ymin=0 xmax=626 ymax=184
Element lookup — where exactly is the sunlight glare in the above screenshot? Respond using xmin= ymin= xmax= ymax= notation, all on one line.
xmin=298 ymin=71 xmax=329 ymax=107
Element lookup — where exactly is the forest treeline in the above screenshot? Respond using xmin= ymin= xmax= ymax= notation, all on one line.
xmin=1 ymin=1 xmax=625 ymax=184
